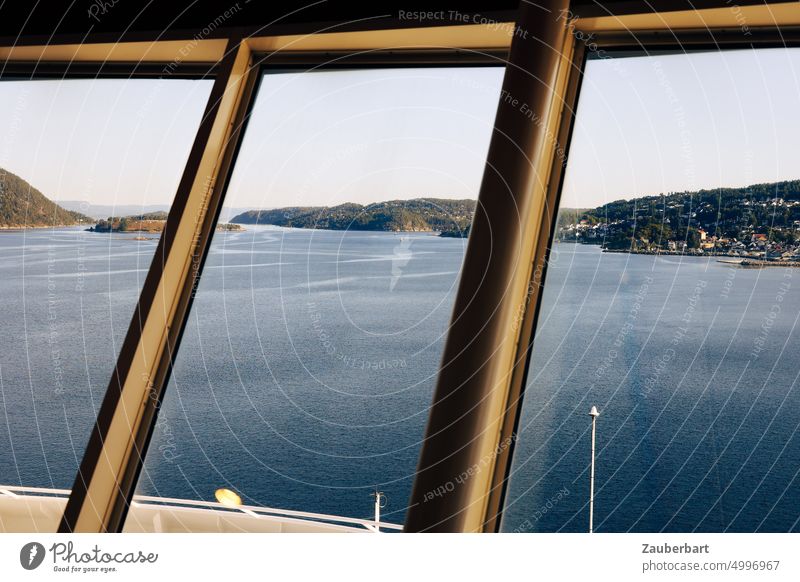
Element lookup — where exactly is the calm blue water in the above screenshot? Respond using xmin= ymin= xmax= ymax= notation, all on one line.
xmin=1 ymin=229 xmax=799 ymax=531
xmin=0 ymin=226 xmax=465 ymax=525
xmin=0 ymin=227 xmax=154 ymax=489
xmin=135 ymin=226 xmax=464 ymax=524
xmin=502 ymin=243 xmax=800 ymax=533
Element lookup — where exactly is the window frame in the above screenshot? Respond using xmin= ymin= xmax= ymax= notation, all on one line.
xmin=115 ymin=48 xmax=511 ymax=532
xmin=0 ymin=59 xmax=221 ymax=529
xmin=478 ymin=16 xmax=800 ymax=534
xmin=9 ymin=32 xmax=513 ymax=532
xmin=0 ymin=1 xmax=796 ymax=534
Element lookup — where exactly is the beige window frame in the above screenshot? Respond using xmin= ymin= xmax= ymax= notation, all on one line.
xmin=0 ymin=1 xmax=795 ymax=533
xmin=0 ymin=23 xmax=512 ymax=533
xmin=405 ymin=1 xmax=800 ymax=533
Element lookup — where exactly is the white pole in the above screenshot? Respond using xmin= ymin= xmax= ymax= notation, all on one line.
xmin=371 ymin=490 xmax=385 ymax=529
xmin=589 ymin=406 xmax=599 ymax=533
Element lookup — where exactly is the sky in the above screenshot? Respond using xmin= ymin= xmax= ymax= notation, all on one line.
xmin=224 ymin=67 xmax=505 ymax=208
xmin=0 ymin=48 xmax=798 ymax=211
xmin=562 ymin=47 xmax=800 ymax=208
xmin=0 ymin=78 xmax=211 ymax=208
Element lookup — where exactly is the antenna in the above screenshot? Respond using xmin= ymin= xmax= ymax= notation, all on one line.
xmin=588 ymin=406 xmax=600 ymax=533
xmin=370 ymin=488 xmax=387 ymax=530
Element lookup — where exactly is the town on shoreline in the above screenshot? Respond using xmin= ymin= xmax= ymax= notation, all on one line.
xmin=557 ymin=179 xmax=800 ymax=267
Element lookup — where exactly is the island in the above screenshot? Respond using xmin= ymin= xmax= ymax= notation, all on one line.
xmin=88 ymin=212 xmax=244 ymax=234
xmin=556 ymin=179 xmax=800 ymax=264
xmin=439 ymin=224 xmax=471 ymax=238
xmin=230 ymin=198 xmax=475 ymax=237
xmin=0 ymin=168 xmax=91 ymax=228
xmin=89 ymin=211 xmax=169 ymax=233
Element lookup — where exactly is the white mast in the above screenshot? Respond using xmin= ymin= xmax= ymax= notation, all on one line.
xmin=589 ymin=406 xmax=600 ymax=533
xmin=371 ymin=489 xmax=386 ymax=531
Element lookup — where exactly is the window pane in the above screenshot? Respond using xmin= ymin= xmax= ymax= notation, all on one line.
xmin=127 ymin=66 xmax=503 ymax=532
xmin=0 ymin=77 xmax=212 ymax=531
xmin=502 ymin=48 xmax=800 ymax=532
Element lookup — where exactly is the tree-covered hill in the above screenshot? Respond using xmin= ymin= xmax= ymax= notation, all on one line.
xmin=558 ymin=179 xmax=800 ymax=250
xmin=0 ymin=168 xmax=90 ymax=228
xmin=89 ymin=210 xmax=243 ymax=233
xmin=231 ymin=198 xmax=476 ymax=233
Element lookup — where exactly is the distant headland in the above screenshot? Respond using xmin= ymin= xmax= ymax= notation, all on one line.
xmin=0 ymin=168 xmax=91 ymax=228
xmin=230 ymin=198 xmax=475 ymax=238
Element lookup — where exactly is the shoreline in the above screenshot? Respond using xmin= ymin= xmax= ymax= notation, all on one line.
xmin=597 ymin=246 xmax=798 ymax=268
xmin=232 ymin=224 xmax=448 ymax=235
xmin=602 ymin=248 xmax=737 ymax=257
xmin=0 ymin=224 xmax=85 ymax=231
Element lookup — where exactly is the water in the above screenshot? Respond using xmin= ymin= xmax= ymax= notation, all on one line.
xmin=0 ymin=227 xmax=156 ymax=488
xmin=0 ymin=226 xmax=464 ymax=525
xmin=136 ymin=226 xmax=465 ymax=524
xmin=1 ymin=229 xmax=799 ymax=531
xmin=502 ymin=243 xmax=800 ymax=532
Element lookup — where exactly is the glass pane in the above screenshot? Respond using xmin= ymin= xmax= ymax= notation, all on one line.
xmin=128 ymin=66 xmax=503 ymax=532
xmin=502 ymin=48 xmax=800 ymax=532
xmin=0 ymin=77 xmax=212 ymax=531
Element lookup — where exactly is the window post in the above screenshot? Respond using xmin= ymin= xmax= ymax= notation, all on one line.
xmin=405 ymin=0 xmax=578 ymax=532
xmin=59 ymin=38 xmax=256 ymax=533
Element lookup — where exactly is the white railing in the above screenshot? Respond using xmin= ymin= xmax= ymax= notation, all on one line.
xmin=0 ymin=485 xmax=403 ymax=533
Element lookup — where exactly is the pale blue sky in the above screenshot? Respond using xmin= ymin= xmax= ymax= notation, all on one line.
xmin=224 ymin=67 xmax=505 ymax=208
xmin=0 ymin=48 xmax=798 ymax=211
xmin=562 ymin=47 xmax=800 ymax=208
xmin=0 ymin=78 xmax=211 ymax=208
